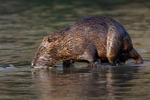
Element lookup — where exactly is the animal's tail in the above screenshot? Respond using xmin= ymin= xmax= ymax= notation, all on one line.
xmin=129 ymin=48 xmax=143 ymax=64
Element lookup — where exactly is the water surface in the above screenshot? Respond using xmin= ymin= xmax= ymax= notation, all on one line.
xmin=0 ymin=0 xmax=150 ymax=100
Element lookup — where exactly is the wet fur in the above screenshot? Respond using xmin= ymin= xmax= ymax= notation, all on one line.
xmin=32 ymin=16 xmax=143 ymax=68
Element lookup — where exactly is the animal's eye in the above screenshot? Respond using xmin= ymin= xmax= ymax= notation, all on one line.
xmin=48 ymin=37 xmax=52 ymax=42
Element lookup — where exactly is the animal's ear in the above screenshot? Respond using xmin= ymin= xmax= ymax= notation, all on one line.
xmin=47 ymin=34 xmax=58 ymax=43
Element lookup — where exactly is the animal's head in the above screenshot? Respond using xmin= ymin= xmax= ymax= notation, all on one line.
xmin=31 ymin=36 xmax=57 ymax=68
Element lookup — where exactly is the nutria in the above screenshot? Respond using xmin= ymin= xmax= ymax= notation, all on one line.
xmin=32 ymin=16 xmax=143 ymax=68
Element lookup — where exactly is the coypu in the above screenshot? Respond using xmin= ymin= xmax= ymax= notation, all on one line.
xmin=32 ymin=16 xmax=143 ymax=68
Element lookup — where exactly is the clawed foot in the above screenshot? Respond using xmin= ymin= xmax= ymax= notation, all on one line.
xmin=91 ymin=59 xmax=101 ymax=67
xmin=110 ymin=59 xmax=125 ymax=66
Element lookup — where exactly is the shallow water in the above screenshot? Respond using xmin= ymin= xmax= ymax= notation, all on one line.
xmin=0 ymin=0 xmax=150 ymax=100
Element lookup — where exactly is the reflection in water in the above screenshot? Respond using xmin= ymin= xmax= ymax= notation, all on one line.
xmin=32 ymin=65 xmax=138 ymax=100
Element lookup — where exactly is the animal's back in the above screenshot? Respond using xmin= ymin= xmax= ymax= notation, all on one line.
xmin=68 ymin=16 xmax=131 ymax=61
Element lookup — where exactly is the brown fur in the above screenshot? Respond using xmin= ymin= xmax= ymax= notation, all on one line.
xmin=32 ymin=16 xmax=143 ymax=68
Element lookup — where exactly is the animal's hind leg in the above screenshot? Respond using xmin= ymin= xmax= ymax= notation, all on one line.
xmin=107 ymin=27 xmax=121 ymax=65
xmin=78 ymin=44 xmax=101 ymax=67
xmin=129 ymin=48 xmax=143 ymax=64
